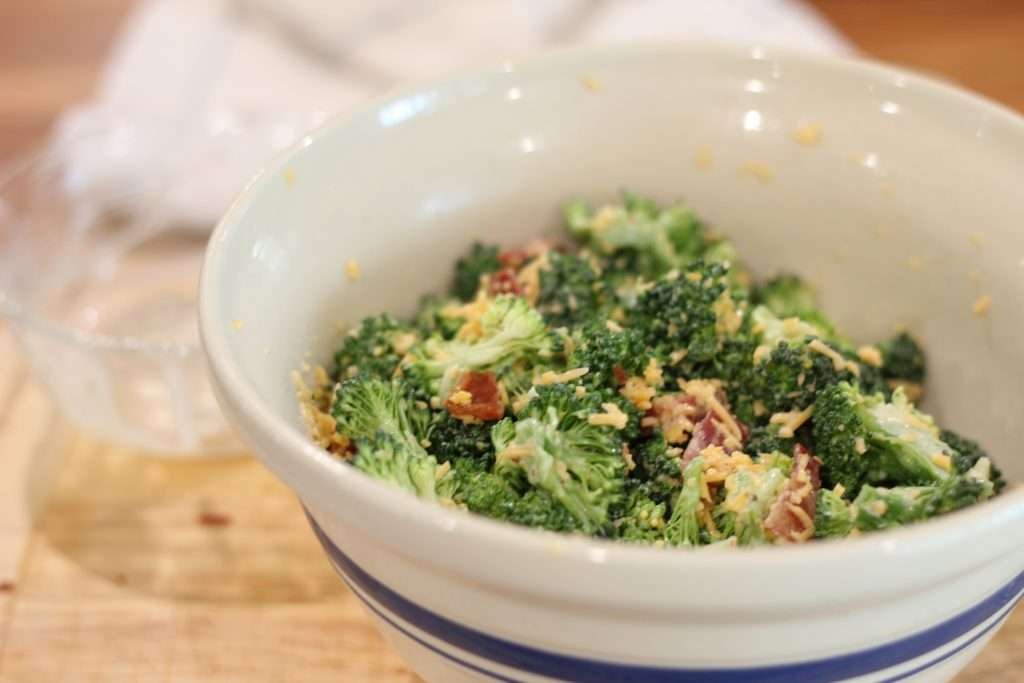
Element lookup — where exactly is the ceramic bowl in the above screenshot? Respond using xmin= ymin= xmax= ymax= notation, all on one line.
xmin=200 ymin=43 xmax=1024 ymax=682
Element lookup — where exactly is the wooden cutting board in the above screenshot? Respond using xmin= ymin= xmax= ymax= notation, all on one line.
xmin=0 ymin=322 xmax=1021 ymax=682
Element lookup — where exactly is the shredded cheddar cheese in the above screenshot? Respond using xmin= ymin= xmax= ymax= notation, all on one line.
xmin=972 ymin=294 xmax=992 ymax=317
xmin=448 ymin=390 xmax=473 ymax=406
xmin=588 ymin=403 xmax=629 ymax=429
xmin=643 ymin=357 xmax=664 ymax=387
xmin=694 ymin=145 xmax=714 ymax=170
xmin=856 ymin=345 xmax=883 ymax=368
xmin=768 ymin=405 xmax=814 ymax=439
xmin=534 ymin=367 xmax=590 ymax=386
xmin=792 ymin=122 xmax=823 ymax=146
xmin=808 ymin=339 xmax=860 ymax=376
xmin=622 ymin=444 xmax=636 ymax=472
xmin=621 ymin=377 xmax=656 ymax=411
xmin=581 ymin=74 xmax=604 ymax=92
xmin=739 ymin=161 xmax=775 ymax=183
xmin=931 ymin=453 xmax=952 ymax=471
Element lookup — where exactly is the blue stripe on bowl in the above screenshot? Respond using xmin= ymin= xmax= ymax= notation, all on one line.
xmin=306 ymin=514 xmax=1023 ymax=683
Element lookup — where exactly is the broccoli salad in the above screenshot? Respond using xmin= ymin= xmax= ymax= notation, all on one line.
xmin=300 ymin=193 xmax=1005 ymax=547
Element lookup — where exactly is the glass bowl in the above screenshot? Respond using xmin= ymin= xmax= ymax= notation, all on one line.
xmin=0 ymin=115 xmax=319 ymax=455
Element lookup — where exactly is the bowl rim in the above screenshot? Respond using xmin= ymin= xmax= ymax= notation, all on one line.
xmin=200 ymin=40 xmax=1024 ymax=583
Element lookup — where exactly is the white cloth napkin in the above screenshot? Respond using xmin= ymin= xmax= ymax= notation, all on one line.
xmin=53 ymin=0 xmax=851 ymax=230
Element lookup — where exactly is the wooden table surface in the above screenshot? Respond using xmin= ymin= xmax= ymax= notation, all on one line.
xmin=1 ymin=1 xmax=1022 ymax=681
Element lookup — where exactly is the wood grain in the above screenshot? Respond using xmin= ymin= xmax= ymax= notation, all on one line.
xmin=0 ymin=1 xmax=1022 ymax=681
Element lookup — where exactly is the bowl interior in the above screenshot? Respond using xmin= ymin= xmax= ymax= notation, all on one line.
xmin=205 ymin=43 xmax=1024 ymax=486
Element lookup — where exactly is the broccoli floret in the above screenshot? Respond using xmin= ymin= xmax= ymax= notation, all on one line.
xmin=853 ymin=460 xmax=996 ymax=531
xmin=401 ymin=296 xmax=550 ymax=399
xmin=814 ymin=488 xmax=854 ymax=539
xmin=748 ymin=339 xmax=860 ymax=413
xmin=813 ymin=382 xmax=955 ymax=492
xmin=750 ymin=305 xmax=829 ymax=350
xmin=664 ymin=456 xmax=705 ymax=546
xmin=331 ymin=378 xmax=452 ymax=501
xmin=715 ymin=465 xmax=788 ymax=545
xmin=753 ymin=274 xmax=837 ymax=335
xmin=415 ymin=295 xmax=464 ymax=340
xmin=633 ymin=433 xmax=683 ymax=503
xmin=877 ymin=333 xmax=926 ymax=384
xmin=491 ymin=385 xmax=626 ymax=535
xmin=616 ymin=484 xmax=669 ymax=543
xmin=452 ymin=469 xmax=583 ymax=533
xmin=632 ymin=261 xmax=734 ymax=362
xmin=755 ymin=274 xmax=818 ymax=317
xmin=745 ymin=305 xmax=886 ymax=412
xmin=568 ymin=320 xmax=648 ymax=391
xmin=941 ymin=429 xmax=1006 ymax=494
xmin=565 ymin=195 xmax=708 ymax=280
xmin=353 ymin=432 xmax=457 ymax=501
xmin=332 ymin=314 xmax=415 ymax=382
xmin=535 ymin=252 xmax=605 ymax=326
xmin=745 ymin=424 xmax=796 ymax=457
xmin=451 ymin=242 xmax=501 ymax=300
xmin=426 ymin=412 xmax=494 ymax=468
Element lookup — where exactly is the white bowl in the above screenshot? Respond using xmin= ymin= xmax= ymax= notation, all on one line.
xmin=200 ymin=43 xmax=1024 ymax=682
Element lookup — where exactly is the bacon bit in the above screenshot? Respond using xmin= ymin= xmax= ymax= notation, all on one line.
xmin=445 ymin=371 xmax=505 ymax=421
xmin=612 ymin=365 xmax=629 ymax=386
xmin=498 ymin=249 xmax=529 ymax=269
xmin=764 ymin=445 xmax=821 ymax=543
xmin=0 ymin=581 xmax=14 ymax=593
xmin=682 ymin=413 xmax=721 ymax=465
xmin=682 ymin=380 xmax=746 ymax=445
xmin=198 ymin=511 xmax=232 ymax=528
xmin=488 ymin=267 xmax=524 ymax=296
